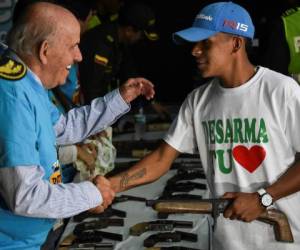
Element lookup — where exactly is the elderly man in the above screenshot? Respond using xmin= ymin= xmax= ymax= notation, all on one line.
xmin=0 ymin=2 xmax=154 ymax=249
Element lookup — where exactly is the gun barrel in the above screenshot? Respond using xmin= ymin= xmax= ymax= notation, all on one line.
xmin=153 ymin=200 xmax=294 ymax=243
xmin=154 ymin=200 xmax=213 ymax=214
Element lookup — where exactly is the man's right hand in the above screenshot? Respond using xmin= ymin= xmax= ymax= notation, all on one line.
xmin=89 ymin=175 xmax=115 ymax=213
xmin=119 ymin=77 xmax=155 ymax=103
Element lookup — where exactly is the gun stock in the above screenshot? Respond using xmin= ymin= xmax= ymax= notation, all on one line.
xmin=258 ymin=209 xmax=294 ymax=243
xmin=153 ymin=200 xmax=294 ymax=243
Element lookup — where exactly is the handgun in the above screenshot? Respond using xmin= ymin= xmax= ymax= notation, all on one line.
xmin=74 ymin=218 xmax=124 ymax=235
xmin=73 ymin=206 xmax=126 ymax=222
xmin=144 ymin=231 xmax=197 ymax=247
xmin=130 ymin=220 xmax=193 ymax=236
xmin=75 ymin=230 xmax=123 ymax=242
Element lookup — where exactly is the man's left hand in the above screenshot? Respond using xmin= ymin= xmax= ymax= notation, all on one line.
xmin=222 ymin=192 xmax=265 ymax=222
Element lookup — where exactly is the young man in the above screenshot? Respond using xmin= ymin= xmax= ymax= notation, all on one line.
xmin=109 ymin=2 xmax=300 ymax=249
xmin=0 ymin=2 xmax=154 ymax=249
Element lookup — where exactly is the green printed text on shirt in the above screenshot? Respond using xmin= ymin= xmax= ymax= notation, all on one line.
xmin=202 ymin=118 xmax=269 ymax=174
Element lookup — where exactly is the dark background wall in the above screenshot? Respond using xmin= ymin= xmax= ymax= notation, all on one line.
xmin=128 ymin=0 xmax=299 ymax=103
xmin=5 ymin=0 xmax=299 ymax=103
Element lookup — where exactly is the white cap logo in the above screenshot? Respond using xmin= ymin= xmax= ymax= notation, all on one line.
xmin=197 ymin=14 xmax=213 ymax=21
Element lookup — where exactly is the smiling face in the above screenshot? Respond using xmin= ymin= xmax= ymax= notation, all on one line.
xmin=191 ymin=33 xmax=234 ymax=78
xmin=42 ymin=16 xmax=82 ymax=89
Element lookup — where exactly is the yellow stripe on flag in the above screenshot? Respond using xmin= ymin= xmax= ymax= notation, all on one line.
xmin=94 ymin=54 xmax=108 ymax=66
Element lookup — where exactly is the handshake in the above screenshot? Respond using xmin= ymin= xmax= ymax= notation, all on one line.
xmin=88 ymin=175 xmax=116 ymax=214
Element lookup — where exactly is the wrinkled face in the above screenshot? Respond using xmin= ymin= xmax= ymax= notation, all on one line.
xmin=191 ymin=33 xmax=234 ymax=78
xmin=44 ymin=18 xmax=82 ymax=89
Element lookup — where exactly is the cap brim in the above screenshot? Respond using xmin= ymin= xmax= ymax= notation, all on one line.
xmin=173 ymin=27 xmax=218 ymax=44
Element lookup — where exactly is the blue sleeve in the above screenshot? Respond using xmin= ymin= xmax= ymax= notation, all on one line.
xmin=0 ymin=93 xmax=39 ymax=167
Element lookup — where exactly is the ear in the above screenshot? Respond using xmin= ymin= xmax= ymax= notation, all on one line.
xmin=232 ymin=36 xmax=243 ymax=53
xmin=38 ymin=40 xmax=50 ymax=65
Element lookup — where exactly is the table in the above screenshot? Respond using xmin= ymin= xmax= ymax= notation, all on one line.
xmin=59 ymin=111 xmax=211 ymax=250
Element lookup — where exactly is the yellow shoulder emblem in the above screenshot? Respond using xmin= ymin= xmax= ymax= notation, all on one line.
xmin=282 ymin=7 xmax=299 ymax=17
xmin=94 ymin=54 xmax=109 ymax=66
xmin=106 ymin=35 xmax=114 ymax=43
xmin=0 ymin=56 xmax=27 ymax=80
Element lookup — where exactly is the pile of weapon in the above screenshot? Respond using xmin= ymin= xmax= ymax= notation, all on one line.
xmin=60 ymin=160 xmax=294 ymax=249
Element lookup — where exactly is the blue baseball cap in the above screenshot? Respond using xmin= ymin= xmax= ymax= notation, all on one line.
xmin=173 ymin=1 xmax=254 ymax=43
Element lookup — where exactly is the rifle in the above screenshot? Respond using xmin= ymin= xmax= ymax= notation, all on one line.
xmin=149 ymin=198 xmax=294 ymax=243
xmin=112 ymin=194 xmax=203 ymax=219
xmin=146 ymin=194 xmax=203 ymax=219
xmin=146 ymin=194 xmax=203 ymax=207
xmin=130 ymin=220 xmax=193 ymax=236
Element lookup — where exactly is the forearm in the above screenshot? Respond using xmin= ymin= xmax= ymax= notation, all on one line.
xmin=109 ymin=143 xmax=179 ymax=193
xmin=55 ymin=89 xmax=130 ymax=145
xmin=0 ymin=166 xmax=102 ymax=219
xmin=266 ymin=160 xmax=300 ymax=202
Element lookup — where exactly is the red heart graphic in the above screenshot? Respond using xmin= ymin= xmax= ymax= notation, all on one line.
xmin=232 ymin=145 xmax=266 ymax=173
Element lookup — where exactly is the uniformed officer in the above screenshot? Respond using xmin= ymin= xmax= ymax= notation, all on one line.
xmin=87 ymin=0 xmax=122 ymax=30
xmin=262 ymin=1 xmax=300 ymax=82
xmin=79 ymin=2 xmax=158 ymax=104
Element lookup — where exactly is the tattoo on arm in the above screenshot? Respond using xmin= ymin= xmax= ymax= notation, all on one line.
xmin=119 ymin=168 xmax=146 ymax=190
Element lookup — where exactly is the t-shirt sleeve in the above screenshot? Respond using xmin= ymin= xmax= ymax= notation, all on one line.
xmin=164 ymin=95 xmax=198 ymax=154
xmin=0 ymin=94 xmax=39 ymax=167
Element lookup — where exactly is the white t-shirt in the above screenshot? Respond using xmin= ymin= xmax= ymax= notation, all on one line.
xmin=165 ymin=67 xmax=300 ymax=250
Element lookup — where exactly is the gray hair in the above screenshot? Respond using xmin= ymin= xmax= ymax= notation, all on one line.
xmin=7 ymin=3 xmax=58 ymax=57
